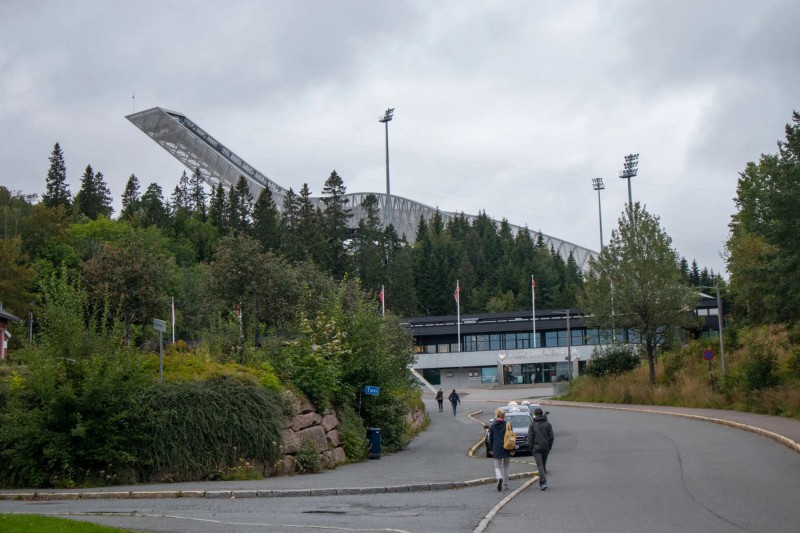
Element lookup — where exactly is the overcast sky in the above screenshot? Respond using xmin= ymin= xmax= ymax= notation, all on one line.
xmin=2 ymin=0 xmax=798 ymax=276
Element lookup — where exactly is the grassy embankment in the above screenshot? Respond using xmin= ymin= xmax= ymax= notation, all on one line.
xmin=562 ymin=325 xmax=800 ymax=419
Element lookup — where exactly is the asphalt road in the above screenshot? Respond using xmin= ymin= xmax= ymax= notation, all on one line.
xmin=485 ymin=405 xmax=800 ymax=533
xmin=2 ymin=391 xmax=799 ymax=532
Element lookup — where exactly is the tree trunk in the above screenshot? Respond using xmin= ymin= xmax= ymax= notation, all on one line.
xmin=646 ymin=342 xmax=656 ymax=384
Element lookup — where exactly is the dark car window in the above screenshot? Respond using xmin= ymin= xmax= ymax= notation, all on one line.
xmin=506 ymin=414 xmax=531 ymax=428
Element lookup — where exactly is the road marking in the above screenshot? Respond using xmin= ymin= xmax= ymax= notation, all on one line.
xmin=17 ymin=511 xmax=413 ymax=532
xmin=472 ymin=476 xmax=539 ymax=533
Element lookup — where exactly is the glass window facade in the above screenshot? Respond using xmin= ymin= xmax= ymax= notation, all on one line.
xmin=481 ymin=367 xmax=498 ymax=384
xmin=420 ymin=326 xmax=653 ymax=353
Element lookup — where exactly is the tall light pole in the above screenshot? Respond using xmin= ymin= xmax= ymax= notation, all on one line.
xmin=619 ymin=153 xmax=639 ymax=217
xmin=592 ymin=177 xmax=605 ymax=250
xmin=379 ymin=108 xmax=394 ymax=228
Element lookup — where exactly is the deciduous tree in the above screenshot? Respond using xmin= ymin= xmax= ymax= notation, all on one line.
xmin=83 ymin=233 xmax=173 ymax=344
xmin=582 ymin=203 xmax=699 ymax=384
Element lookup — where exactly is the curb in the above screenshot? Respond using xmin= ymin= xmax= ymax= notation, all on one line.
xmin=543 ymin=401 xmax=800 ymax=454
xmin=0 ymin=473 xmax=537 ymax=502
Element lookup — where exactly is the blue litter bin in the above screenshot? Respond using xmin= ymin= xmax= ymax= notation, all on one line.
xmin=366 ymin=427 xmax=381 ymax=459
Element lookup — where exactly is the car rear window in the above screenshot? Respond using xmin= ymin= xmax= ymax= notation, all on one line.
xmin=506 ymin=414 xmax=531 ymax=428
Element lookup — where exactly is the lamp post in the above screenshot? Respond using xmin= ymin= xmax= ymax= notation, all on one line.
xmin=379 ymin=108 xmax=394 ymax=228
xmin=618 ymin=153 xmax=639 ymax=217
xmin=592 ymin=177 xmax=605 ymax=250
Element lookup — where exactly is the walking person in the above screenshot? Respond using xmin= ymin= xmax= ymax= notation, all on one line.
xmin=487 ymin=408 xmax=513 ymax=491
xmin=448 ymin=389 xmax=460 ymax=416
xmin=527 ymin=407 xmax=554 ymax=490
xmin=435 ymin=388 xmax=444 ymax=412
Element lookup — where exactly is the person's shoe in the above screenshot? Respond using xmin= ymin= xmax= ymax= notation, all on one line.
xmin=539 ymin=483 xmax=548 ymax=491
xmin=503 ymin=485 xmax=510 ymax=491
xmin=497 ymin=479 xmax=503 ymax=491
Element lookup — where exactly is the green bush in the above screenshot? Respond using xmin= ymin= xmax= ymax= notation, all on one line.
xmin=786 ymin=347 xmax=800 ymax=380
xmin=337 ymin=404 xmax=367 ymax=462
xmin=294 ymin=438 xmax=322 ymax=474
xmin=136 ymin=376 xmax=284 ymax=481
xmin=271 ymin=312 xmax=345 ymax=409
xmin=0 ymin=350 xmax=149 ymax=488
xmin=741 ymin=341 xmax=779 ymax=391
xmin=585 ymin=345 xmax=640 ymax=378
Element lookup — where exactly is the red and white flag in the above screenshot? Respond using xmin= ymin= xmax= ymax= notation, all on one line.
xmin=531 ymin=276 xmax=536 ymax=289
xmin=378 ymin=287 xmax=384 ymax=303
xmin=453 ymin=282 xmax=460 ymax=303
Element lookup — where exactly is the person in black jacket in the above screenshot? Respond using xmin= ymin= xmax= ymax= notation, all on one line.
xmin=527 ymin=407 xmax=555 ymax=490
xmin=487 ymin=408 xmax=513 ymax=491
xmin=448 ymin=389 xmax=460 ymax=416
xmin=435 ymin=388 xmax=444 ymax=412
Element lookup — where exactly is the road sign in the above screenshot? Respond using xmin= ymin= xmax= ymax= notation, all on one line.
xmin=364 ymin=385 xmax=380 ymax=396
xmin=153 ymin=318 xmax=166 ymax=332
xmin=703 ymin=349 xmax=714 ymax=361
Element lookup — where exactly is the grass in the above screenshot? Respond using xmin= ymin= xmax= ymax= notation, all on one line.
xmin=563 ymin=326 xmax=800 ymax=419
xmin=0 ymin=513 xmax=134 ymax=532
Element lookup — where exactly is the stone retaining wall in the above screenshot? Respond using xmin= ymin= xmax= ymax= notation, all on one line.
xmin=272 ymin=392 xmax=428 ymax=476
xmin=271 ymin=391 xmax=347 ymax=475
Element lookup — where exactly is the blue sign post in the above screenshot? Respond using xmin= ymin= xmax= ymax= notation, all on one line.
xmin=703 ymin=349 xmax=715 ymax=393
xmin=364 ymin=385 xmax=380 ymax=396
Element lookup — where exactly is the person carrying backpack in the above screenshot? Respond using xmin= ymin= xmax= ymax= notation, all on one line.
xmin=448 ymin=389 xmax=460 ymax=416
xmin=487 ymin=408 xmax=514 ymax=491
xmin=527 ymin=407 xmax=555 ymax=490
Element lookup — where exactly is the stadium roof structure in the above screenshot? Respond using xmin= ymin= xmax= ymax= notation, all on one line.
xmin=126 ymin=107 xmax=597 ymax=268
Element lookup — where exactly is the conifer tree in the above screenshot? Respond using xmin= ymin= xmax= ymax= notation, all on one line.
xmin=280 ymin=187 xmax=299 ymax=258
xmin=120 ymin=174 xmax=141 ymax=221
xmin=320 ymin=170 xmax=353 ymax=278
xmin=209 ymin=182 xmax=228 ymax=233
xmin=171 ymin=171 xmax=190 ymax=212
xmin=43 ymin=142 xmax=71 ymax=209
xmin=139 ymin=183 xmax=169 ymax=228
xmin=353 ymin=193 xmax=383 ymax=290
xmin=252 ymin=186 xmax=281 ymax=251
xmin=74 ymin=165 xmax=112 ymax=219
xmin=189 ymin=167 xmax=207 ymax=220
xmin=228 ymin=176 xmax=253 ymax=234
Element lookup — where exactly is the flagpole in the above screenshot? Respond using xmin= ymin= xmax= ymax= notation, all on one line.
xmin=171 ymin=296 xmax=175 ymax=344
xmin=381 ymin=285 xmax=385 ymax=317
xmin=531 ymin=275 xmax=537 ymax=348
xmin=456 ymin=280 xmax=461 ymax=352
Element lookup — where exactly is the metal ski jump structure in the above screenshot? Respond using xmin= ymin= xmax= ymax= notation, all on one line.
xmin=126 ymin=107 xmax=597 ymax=268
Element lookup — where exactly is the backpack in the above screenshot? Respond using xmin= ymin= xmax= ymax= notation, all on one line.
xmin=503 ymin=421 xmax=516 ymax=450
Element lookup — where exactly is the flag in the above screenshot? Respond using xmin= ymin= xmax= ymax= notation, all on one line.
xmin=454 ymin=282 xmax=460 ymax=303
xmin=531 ymin=276 xmax=536 ymax=289
xmin=378 ymin=287 xmax=384 ymax=303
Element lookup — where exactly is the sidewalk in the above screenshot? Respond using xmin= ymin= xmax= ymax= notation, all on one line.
xmin=2 ymin=387 xmax=798 ymax=501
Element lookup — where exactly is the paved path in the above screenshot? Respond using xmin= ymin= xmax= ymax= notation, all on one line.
xmin=2 ymin=386 xmax=798 ymax=501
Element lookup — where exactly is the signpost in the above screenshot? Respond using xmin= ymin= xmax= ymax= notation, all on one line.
xmin=153 ymin=319 xmax=166 ymax=381
xmin=703 ymin=349 xmax=715 ymax=393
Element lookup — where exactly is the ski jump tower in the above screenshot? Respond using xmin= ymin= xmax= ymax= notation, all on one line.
xmin=126 ymin=107 xmax=597 ymax=267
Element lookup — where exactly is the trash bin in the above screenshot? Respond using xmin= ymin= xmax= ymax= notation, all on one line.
xmin=366 ymin=427 xmax=381 ymax=459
